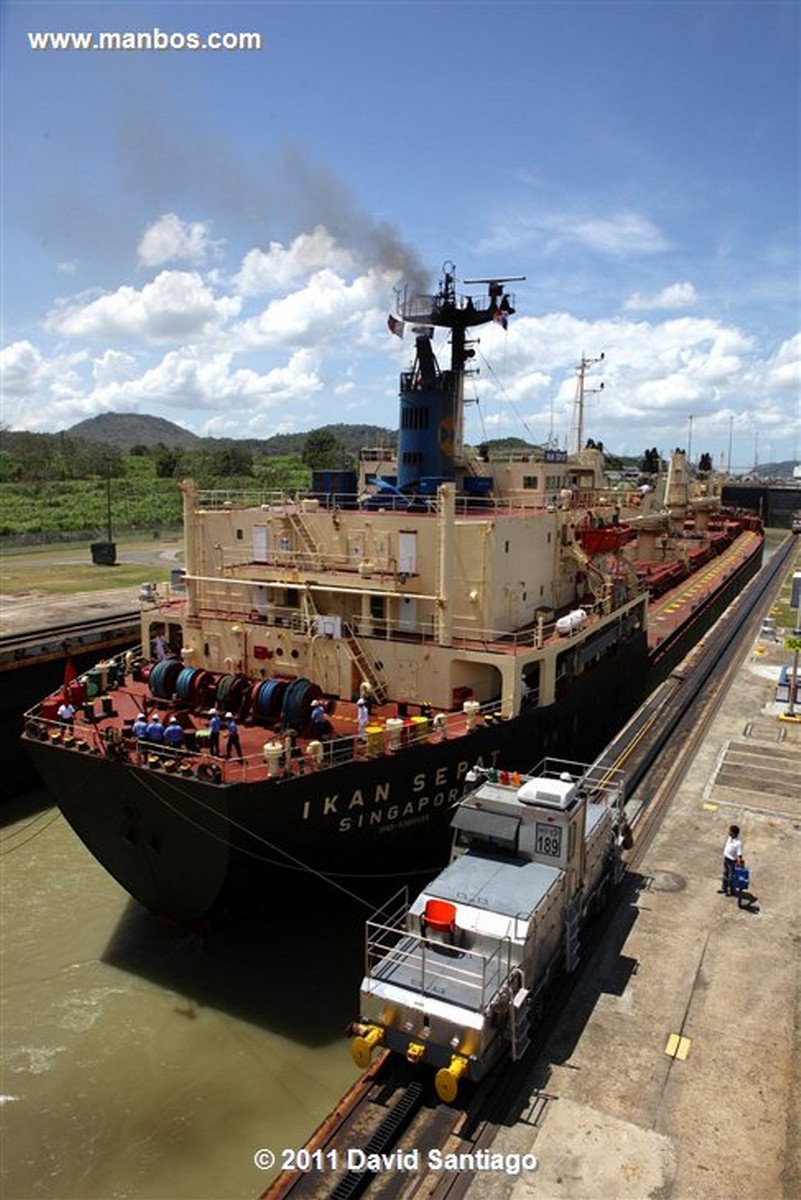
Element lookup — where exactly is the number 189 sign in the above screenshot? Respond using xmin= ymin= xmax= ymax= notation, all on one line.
xmin=535 ymin=823 xmax=563 ymax=858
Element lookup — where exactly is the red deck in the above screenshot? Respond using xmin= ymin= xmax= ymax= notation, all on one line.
xmin=25 ymin=528 xmax=762 ymax=789
xmin=29 ymin=666 xmax=490 ymax=789
xmin=647 ymin=529 xmax=762 ymax=650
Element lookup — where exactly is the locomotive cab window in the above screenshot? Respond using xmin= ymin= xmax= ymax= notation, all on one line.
xmin=451 ymin=808 xmax=520 ymax=856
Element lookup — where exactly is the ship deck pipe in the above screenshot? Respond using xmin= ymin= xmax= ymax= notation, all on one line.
xmin=179 ymin=573 xmax=438 ymax=603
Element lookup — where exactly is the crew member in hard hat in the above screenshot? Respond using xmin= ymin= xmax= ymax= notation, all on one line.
xmin=207 ymin=708 xmax=221 ymax=756
xmin=357 ymin=697 xmax=369 ymax=741
xmin=310 ymin=699 xmax=331 ymax=737
xmin=164 ymin=715 xmax=185 ymax=754
xmin=224 ymin=712 xmax=243 ymax=762
xmin=132 ymin=712 xmax=148 ymax=762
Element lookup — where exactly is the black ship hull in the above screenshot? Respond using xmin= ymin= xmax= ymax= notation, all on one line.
xmin=23 ymin=529 xmax=764 ymax=923
xmin=26 ymin=631 xmax=649 ymax=921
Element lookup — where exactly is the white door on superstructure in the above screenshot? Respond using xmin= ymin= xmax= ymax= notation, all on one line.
xmin=252 ymin=525 xmax=269 ymax=562
xmin=398 ymin=531 xmax=417 ymax=574
xmin=252 ymin=585 xmax=269 ymax=616
xmin=398 ymin=596 xmax=417 ymax=632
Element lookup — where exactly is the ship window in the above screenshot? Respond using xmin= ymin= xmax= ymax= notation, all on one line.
xmin=236 ymin=529 xmax=243 ymax=540
xmin=523 ymin=476 xmax=539 ymax=489
xmin=505 ymin=541 xmax=509 ymax=553
xmin=370 ymin=596 xmax=385 ymax=619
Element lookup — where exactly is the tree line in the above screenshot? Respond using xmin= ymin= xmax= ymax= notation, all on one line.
xmin=0 ymin=427 xmax=356 ymax=485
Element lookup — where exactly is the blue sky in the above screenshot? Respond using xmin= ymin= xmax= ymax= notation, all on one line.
xmin=1 ymin=1 xmax=798 ymax=471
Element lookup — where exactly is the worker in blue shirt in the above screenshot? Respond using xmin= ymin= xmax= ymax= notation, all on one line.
xmin=164 ymin=716 xmax=185 ymax=754
xmin=208 ymin=708 xmax=221 ymax=756
xmin=146 ymin=714 xmax=164 ymax=745
xmin=224 ymin=712 xmax=243 ymax=762
xmin=310 ymin=699 xmax=331 ymax=737
xmin=132 ymin=712 xmax=149 ymax=761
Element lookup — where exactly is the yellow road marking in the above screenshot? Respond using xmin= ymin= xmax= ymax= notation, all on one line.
xmin=665 ymin=1033 xmax=691 ymax=1060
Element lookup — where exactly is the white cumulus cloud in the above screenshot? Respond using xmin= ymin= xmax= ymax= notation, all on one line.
xmin=92 ymin=349 xmax=139 ymax=386
xmin=137 ymin=214 xmax=222 ymax=267
xmin=235 ymin=227 xmax=355 ymax=298
xmin=45 ymin=271 xmax=241 ymax=343
xmin=624 ymin=282 xmax=698 ymax=311
xmin=1 ymin=340 xmax=45 ymax=403
xmin=565 ymin=211 xmax=668 ymax=255
xmin=234 ymin=267 xmax=390 ymax=352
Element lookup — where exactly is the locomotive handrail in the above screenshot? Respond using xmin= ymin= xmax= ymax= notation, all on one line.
xmin=365 ymin=916 xmax=511 ymax=1012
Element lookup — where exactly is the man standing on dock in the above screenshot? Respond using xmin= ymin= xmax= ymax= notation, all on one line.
xmin=719 ymin=824 xmax=744 ymax=895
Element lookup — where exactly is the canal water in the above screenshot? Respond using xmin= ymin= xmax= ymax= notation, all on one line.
xmin=1 ymin=790 xmax=367 ymax=1200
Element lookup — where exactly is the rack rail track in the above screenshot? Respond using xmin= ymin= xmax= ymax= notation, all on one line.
xmin=262 ymin=535 xmax=797 ymax=1200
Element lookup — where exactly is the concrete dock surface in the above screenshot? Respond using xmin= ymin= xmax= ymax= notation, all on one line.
xmin=464 ymin=634 xmax=801 ymax=1200
xmin=0 ymin=586 xmax=141 ymax=637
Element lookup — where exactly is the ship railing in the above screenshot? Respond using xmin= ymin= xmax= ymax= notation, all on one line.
xmin=22 ymin=663 xmax=509 ymax=785
xmin=198 ymin=487 xmax=286 ymax=510
xmin=364 ymin=888 xmax=512 ymax=1011
xmin=247 ymin=698 xmax=509 ymax=783
xmin=220 ymin=547 xmax=399 ymax=578
xmin=195 ymin=482 xmax=633 ymax=519
xmin=184 ymin=590 xmax=582 ymax=654
xmin=23 ymin=700 xmax=264 ymax=782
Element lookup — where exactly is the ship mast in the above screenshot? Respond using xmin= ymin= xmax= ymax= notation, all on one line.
xmin=571 ymin=352 xmax=605 ymax=457
xmin=395 ymin=264 xmax=524 ymax=489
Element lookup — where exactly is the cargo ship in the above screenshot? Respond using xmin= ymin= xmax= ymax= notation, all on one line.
xmin=22 ymin=264 xmax=764 ymax=921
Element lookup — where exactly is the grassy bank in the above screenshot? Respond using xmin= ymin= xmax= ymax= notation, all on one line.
xmin=0 ymin=537 xmax=181 ymax=597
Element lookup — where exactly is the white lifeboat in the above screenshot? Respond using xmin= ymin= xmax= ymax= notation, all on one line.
xmin=555 ymin=608 xmax=587 ymax=636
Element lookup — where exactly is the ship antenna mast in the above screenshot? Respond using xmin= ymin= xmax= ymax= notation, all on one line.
xmin=572 ymin=352 xmax=605 ymax=456
xmin=397 ymin=265 xmax=525 ymax=475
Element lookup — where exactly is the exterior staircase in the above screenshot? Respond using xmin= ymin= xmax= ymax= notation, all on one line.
xmin=286 ymin=508 xmax=322 ymax=565
xmin=300 ymin=586 xmax=388 ymax=705
xmin=343 ymin=622 xmax=388 ymax=704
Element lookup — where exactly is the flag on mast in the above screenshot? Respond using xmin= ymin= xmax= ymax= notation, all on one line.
xmin=387 ymin=314 xmax=405 ymax=338
xmin=62 ymin=654 xmax=78 ymax=701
